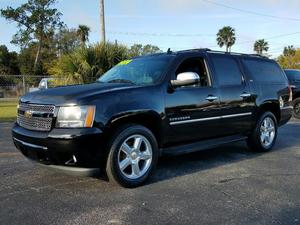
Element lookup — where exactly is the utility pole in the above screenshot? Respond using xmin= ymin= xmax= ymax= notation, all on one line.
xmin=100 ymin=0 xmax=106 ymax=43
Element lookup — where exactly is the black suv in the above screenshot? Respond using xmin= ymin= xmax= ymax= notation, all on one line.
xmin=12 ymin=49 xmax=292 ymax=187
xmin=284 ymin=69 xmax=300 ymax=119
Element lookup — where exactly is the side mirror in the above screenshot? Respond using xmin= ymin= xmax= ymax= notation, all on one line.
xmin=170 ymin=72 xmax=200 ymax=88
xmin=38 ymin=79 xmax=48 ymax=90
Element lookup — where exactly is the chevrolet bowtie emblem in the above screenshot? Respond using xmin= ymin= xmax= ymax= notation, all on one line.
xmin=24 ymin=110 xmax=33 ymax=118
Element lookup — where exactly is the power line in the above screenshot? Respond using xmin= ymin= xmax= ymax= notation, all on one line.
xmin=206 ymin=31 xmax=300 ymax=49
xmin=235 ymin=31 xmax=300 ymax=47
xmin=201 ymin=0 xmax=300 ymax=21
xmin=108 ymin=31 xmax=215 ymax=37
xmin=268 ymin=45 xmax=300 ymax=53
xmin=259 ymin=32 xmax=300 ymax=40
xmin=108 ymin=30 xmax=300 ymax=43
xmin=110 ymin=31 xmax=300 ymax=51
xmin=115 ymin=40 xmax=192 ymax=49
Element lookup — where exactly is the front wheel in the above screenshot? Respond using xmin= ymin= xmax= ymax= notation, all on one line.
xmin=247 ymin=112 xmax=278 ymax=152
xmin=106 ymin=124 xmax=159 ymax=188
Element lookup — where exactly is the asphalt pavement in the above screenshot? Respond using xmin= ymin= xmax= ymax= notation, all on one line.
xmin=0 ymin=120 xmax=300 ymax=225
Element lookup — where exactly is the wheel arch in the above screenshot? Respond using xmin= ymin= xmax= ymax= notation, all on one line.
xmin=293 ymin=91 xmax=300 ymax=100
xmin=257 ymin=101 xmax=280 ymax=123
xmin=104 ymin=110 xmax=164 ymax=148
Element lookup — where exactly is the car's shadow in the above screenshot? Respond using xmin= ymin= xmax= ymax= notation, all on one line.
xmin=148 ymin=142 xmax=253 ymax=184
xmin=144 ymin=121 xmax=300 ymax=185
xmin=88 ymin=121 xmax=300 ymax=185
xmin=96 ymin=141 xmax=257 ymax=185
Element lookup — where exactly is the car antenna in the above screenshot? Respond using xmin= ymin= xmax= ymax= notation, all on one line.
xmin=167 ymin=48 xmax=172 ymax=54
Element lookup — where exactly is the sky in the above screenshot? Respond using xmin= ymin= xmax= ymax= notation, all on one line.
xmin=0 ymin=0 xmax=300 ymax=57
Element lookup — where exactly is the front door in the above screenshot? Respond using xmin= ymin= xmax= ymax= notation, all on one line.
xmin=165 ymin=56 xmax=223 ymax=144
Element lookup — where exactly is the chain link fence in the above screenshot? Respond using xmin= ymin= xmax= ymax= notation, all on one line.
xmin=0 ymin=75 xmax=52 ymax=99
xmin=0 ymin=75 xmax=100 ymax=100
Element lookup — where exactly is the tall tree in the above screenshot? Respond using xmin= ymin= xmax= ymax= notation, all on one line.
xmin=1 ymin=0 xmax=64 ymax=74
xmin=283 ymin=45 xmax=296 ymax=57
xmin=18 ymin=42 xmax=56 ymax=75
xmin=277 ymin=48 xmax=300 ymax=69
xmin=77 ymin=25 xmax=90 ymax=46
xmin=254 ymin=39 xmax=269 ymax=55
xmin=129 ymin=44 xmax=161 ymax=57
xmin=216 ymin=26 xmax=236 ymax=52
xmin=282 ymin=45 xmax=297 ymax=68
xmin=0 ymin=45 xmax=20 ymax=74
xmin=142 ymin=44 xmax=161 ymax=55
xmin=55 ymin=27 xmax=81 ymax=55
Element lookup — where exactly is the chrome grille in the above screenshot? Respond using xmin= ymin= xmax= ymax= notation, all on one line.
xmin=17 ymin=103 xmax=55 ymax=131
xmin=18 ymin=103 xmax=55 ymax=114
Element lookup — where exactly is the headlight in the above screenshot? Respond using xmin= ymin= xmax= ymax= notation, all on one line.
xmin=56 ymin=106 xmax=96 ymax=128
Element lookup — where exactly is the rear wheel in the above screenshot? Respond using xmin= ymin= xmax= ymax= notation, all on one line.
xmin=106 ymin=124 xmax=158 ymax=188
xmin=247 ymin=112 xmax=278 ymax=152
xmin=292 ymin=98 xmax=300 ymax=119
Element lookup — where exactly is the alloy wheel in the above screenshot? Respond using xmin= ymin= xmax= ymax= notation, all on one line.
xmin=294 ymin=103 xmax=300 ymax=116
xmin=117 ymin=134 xmax=153 ymax=179
xmin=260 ymin=117 xmax=276 ymax=148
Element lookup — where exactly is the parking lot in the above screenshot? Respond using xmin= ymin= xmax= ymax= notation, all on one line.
xmin=0 ymin=120 xmax=300 ymax=225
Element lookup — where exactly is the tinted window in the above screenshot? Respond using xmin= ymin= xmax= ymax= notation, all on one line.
xmin=285 ymin=70 xmax=300 ymax=81
xmin=242 ymin=59 xmax=286 ymax=83
xmin=176 ymin=57 xmax=210 ymax=87
xmin=211 ymin=55 xmax=242 ymax=86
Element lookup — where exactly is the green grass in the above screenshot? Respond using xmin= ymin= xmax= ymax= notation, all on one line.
xmin=0 ymin=99 xmax=18 ymax=122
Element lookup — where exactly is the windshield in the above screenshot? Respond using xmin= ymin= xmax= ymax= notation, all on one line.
xmin=98 ymin=56 xmax=173 ymax=85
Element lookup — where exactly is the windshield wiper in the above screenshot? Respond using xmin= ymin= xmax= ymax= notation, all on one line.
xmin=107 ymin=79 xmax=135 ymax=84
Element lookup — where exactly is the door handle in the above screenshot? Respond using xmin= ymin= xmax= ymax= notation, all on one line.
xmin=206 ymin=96 xmax=218 ymax=101
xmin=240 ymin=93 xmax=251 ymax=98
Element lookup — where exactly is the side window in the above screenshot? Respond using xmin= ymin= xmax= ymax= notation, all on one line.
xmin=211 ymin=55 xmax=243 ymax=86
xmin=284 ymin=71 xmax=295 ymax=81
xmin=295 ymin=71 xmax=300 ymax=81
xmin=175 ymin=57 xmax=210 ymax=87
xmin=285 ymin=70 xmax=300 ymax=82
xmin=242 ymin=59 xmax=286 ymax=83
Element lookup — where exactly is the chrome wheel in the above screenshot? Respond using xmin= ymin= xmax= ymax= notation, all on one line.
xmin=260 ymin=117 xmax=276 ymax=148
xmin=294 ymin=103 xmax=300 ymax=116
xmin=118 ymin=134 xmax=153 ymax=179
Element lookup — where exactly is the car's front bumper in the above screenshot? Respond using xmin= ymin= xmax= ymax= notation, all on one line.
xmin=12 ymin=123 xmax=105 ymax=169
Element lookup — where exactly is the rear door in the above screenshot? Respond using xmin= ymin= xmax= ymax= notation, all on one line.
xmin=208 ymin=53 xmax=255 ymax=135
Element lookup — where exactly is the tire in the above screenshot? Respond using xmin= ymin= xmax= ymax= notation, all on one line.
xmin=292 ymin=98 xmax=300 ymax=119
xmin=105 ymin=124 xmax=159 ymax=188
xmin=247 ymin=112 xmax=278 ymax=152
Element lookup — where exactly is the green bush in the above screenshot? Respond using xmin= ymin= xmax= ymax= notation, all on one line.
xmin=48 ymin=42 xmax=129 ymax=85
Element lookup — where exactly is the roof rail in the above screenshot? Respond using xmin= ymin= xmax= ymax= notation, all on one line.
xmin=206 ymin=50 xmax=269 ymax=58
xmin=249 ymin=54 xmax=269 ymax=58
xmin=176 ymin=48 xmax=212 ymax=53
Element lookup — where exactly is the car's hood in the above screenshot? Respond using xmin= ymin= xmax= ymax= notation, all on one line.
xmin=20 ymin=82 xmax=136 ymax=105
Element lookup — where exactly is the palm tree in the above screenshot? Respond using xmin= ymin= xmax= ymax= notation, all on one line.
xmin=216 ymin=26 xmax=236 ymax=52
xmin=283 ymin=45 xmax=296 ymax=67
xmin=283 ymin=45 xmax=296 ymax=57
xmin=77 ymin=25 xmax=91 ymax=46
xmin=254 ymin=39 xmax=269 ymax=55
